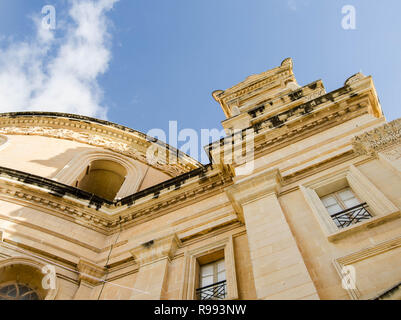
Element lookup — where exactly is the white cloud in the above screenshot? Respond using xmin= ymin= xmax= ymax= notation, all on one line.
xmin=0 ymin=0 xmax=119 ymax=119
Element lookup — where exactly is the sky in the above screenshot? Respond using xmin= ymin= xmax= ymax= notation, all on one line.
xmin=0 ymin=0 xmax=401 ymax=162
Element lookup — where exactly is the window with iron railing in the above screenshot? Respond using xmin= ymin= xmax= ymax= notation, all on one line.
xmin=197 ymin=259 xmax=227 ymax=300
xmin=320 ymin=188 xmax=372 ymax=229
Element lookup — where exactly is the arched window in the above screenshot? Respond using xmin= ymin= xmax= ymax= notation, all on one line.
xmin=0 ymin=283 xmax=40 ymax=300
xmin=0 ymin=258 xmax=58 ymax=300
xmin=76 ymin=160 xmax=127 ymax=201
xmin=54 ymin=150 xmax=144 ymax=199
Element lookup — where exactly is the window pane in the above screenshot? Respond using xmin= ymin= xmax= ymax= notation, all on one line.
xmin=322 ymin=195 xmax=343 ymax=215
xmin=201 ymin=275 xmax=214 ymax=287
xmin=217 ymin=260 xmax=225 ymax=273
xmin=338 ymin=189 xmax=354 ymax=200
xmin=343 ymin=198 xmax=360 ymax=208
xmin=338 ymin=189 xmax=360 ymax=208
xmin=200 ymin=264 xmax=214 ymax=277
xmin=326 ymin=203 xmax=343 ymax=215
xmin=217 ymin=270 xmax=226 ymax=282
xmin=321 ymin=195 xmax=338 ymax=207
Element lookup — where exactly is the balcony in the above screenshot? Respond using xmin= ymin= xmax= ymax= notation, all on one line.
xmin=331 ymin=203 xmax=372 ymax=229
xmin=196 ymin=280 xmax=227 ymax=300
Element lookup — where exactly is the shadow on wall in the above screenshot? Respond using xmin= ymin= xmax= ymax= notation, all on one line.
xmin=29 ymin=147 xmax=93 ymax=179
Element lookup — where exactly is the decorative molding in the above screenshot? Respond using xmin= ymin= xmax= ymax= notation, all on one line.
xmin=301 ymin=165 xmax=400 ymax=241
xmin=208 ymin=78 xmax=378 ymax=167
xmin=304 ymin=88 xmax=326 ymax=101
xmin=130 ymin=234 xmax=181 ymax=266
xmin=281 ymin=57 xmax=293 ymax=67
xmin=353 ymin=118 xmax=401 ymax=155
xmin=221 ymin=70 xmax=292 ymax=102
xmin=333 ymin=235 xmax=401 ymax=300
xmin=0 ymin=184 xmax=112 ymax=231
xmin=180 ymin=235 xmax=238 ymax=300
xmin=212 ymin=59 xmax=295 ymax=117
xmin=0 ymin=164 xmax=232 ymax=232
xmin=382 ymin=147 xmax=401 ymax=161
xmin=77 ymin=258 xmax=106 ymax=286
xmin=54 ymin=149 xmax=144 ymax=198
xmin=0 ymin=256 xmax=59 ymax=300
xmin=226 ymin=168 xmax=282 ymax=222
xmin=0 ymin=114 xmax=201 ymax=177
xmin=345 ymin=72 xmax=365 ymax=86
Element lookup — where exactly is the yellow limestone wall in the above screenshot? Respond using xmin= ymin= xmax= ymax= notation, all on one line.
xmin=1 ymin=62 xmax=401 ymax=300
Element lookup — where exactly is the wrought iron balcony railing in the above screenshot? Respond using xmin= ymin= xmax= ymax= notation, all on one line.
xmin=331 ymin=202 xmax=372 ymax=229
xmin=196 ymin=280 xmax=227 ymax=300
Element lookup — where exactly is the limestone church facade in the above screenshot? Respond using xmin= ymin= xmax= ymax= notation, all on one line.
xmin=0 ymin=58 xmax=400 ymax=300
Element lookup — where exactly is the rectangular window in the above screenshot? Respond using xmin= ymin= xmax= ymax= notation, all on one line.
xmin=197 ymin=259 xmax=227 ymax=300
xmin=320 ymin=187 xmax=372 ymax=229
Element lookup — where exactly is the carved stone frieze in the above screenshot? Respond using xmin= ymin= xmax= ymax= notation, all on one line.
xmin=304 ymin=88 xmax=326 ymax=101
xmin=353 ymin=118 xmax=401 ymax=156
xmin=0 ymin=114 xmax=201 ymax=177
xmin=382 ymin=147 xmax=401 ymax=161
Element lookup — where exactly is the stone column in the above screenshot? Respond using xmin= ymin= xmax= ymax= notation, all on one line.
xmin=129 ymin=234 xmax=180 ymax=300
xmin=226 ymin=169 xmax=319 ymax=300
xmin=74 ymin=258 xmax=105 ymax=300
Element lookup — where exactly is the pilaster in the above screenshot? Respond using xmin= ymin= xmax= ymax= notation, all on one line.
xmin=226 ymin=168 xmax=319 ymax=300
xmin=74 ymin=258 xmax=105 ymax=300
xmin=129 ymin=234 xmax=180 ymax=300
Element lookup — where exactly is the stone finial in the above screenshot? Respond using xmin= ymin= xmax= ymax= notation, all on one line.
xmin=281 ymin=57 xmax=293 ymax=68
xmin=345 ymin=72 xmax=365 ymax=86
xmin=212 ymin=90 xmax=224 ymax=102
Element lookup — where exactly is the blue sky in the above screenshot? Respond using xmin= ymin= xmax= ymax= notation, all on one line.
xmin=0 ymin=0 xmax=400 ymax=162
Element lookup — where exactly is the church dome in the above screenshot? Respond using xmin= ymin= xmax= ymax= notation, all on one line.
xmin=0 ymin=112 xmax=201 ymax=200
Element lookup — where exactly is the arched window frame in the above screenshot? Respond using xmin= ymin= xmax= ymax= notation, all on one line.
xmin=0 ymin=257 xmax=58 ymax=300
xmin=53 ymin=149 xmax=144 ymax=199
xmin=0 ymin=281 xmax=40 ymax=300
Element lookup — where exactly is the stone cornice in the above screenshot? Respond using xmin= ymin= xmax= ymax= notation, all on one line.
xmin=353 ymin=118 xmax=401 ymax=155
xmin=212 ymin=58 xmax=295 ymax=117
xmin=225 ymin=168 xmax=282 ymax=222
xmin=0 ymin=112 xmax=201 ymax=177
xmin=0 ymin=164 xmax=233 ymax=232
xmin=215 ymin=58 xmax=294 ymax=101
xmin=77 ymin=258 xmax=106 ymax=286
xmin=130 ymin=234 xmax=181 ymax=266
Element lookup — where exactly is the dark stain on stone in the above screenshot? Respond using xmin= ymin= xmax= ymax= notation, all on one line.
xmin=308 ymin=83 xmax=318 ymax=90
xmin=289 ymin=90 xmax=303 ymax=101
xmin=142 ymin=240 xmax=154 ymax=248
xmin=248 ymin=105 xmax=265 ymax=118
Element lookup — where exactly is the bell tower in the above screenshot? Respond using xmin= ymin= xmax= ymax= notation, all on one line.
xmin=212 ymin=58 xmax=326 ymax=133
